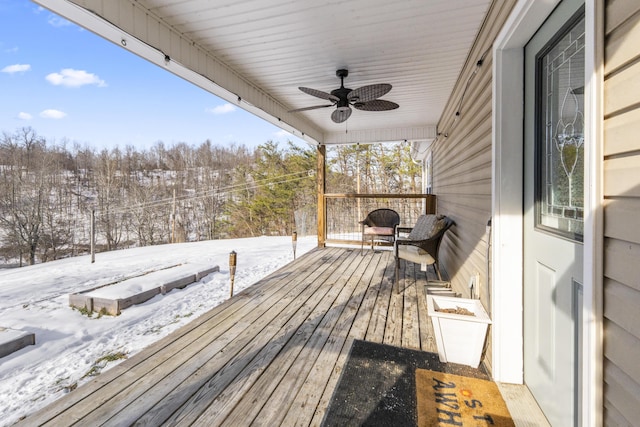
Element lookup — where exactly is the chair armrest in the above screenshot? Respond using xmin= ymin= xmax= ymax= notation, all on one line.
xmin=394 ymin=237 xmax=421 ymax=248
xmin=396 ymin=226 xmax=413 ymax=236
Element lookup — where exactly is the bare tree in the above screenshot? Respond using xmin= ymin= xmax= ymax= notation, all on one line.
xmin=94 ymin=148 xmax=125 ymax=250
xmin=0 ymin=128 xmax=52 ymax=265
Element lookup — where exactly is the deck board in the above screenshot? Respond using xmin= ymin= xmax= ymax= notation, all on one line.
xmin=416 ymin=271 xmax=435 ymax=352
xmin=365 ymin=253 xmax=396 ymax=345
xmin=402 ymin=260 xmax=421 ymax=350
xmin=263 ymin=252 xmax=386 ymax=426
xmin=19 ymin=247 xmax=546 ymax=426
xmin=218 ymin=249 xmax=370 ymax=426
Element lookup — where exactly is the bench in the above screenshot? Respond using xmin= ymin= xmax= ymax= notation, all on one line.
xmin=394 ymin=214 xmax=455 ymax=292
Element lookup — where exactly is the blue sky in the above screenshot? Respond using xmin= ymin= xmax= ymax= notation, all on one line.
xmin=0 ymin=0 xmax=305 ymax=150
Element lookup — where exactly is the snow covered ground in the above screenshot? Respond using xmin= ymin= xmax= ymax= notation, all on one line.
xmin=0 ymin=236 xmax=316 ymax=426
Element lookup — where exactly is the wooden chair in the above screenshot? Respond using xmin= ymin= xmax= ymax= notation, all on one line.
xmin=359 ymin=208 xmax=400 ymax=254
xmin=394 ymin=214 xmax=455 ymax=292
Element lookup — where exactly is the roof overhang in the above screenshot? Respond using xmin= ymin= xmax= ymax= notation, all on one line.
xmin=33 ymin=0 xmax=491 ymax=146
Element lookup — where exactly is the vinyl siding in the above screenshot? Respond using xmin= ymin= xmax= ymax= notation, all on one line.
xmin=429 ymin=0 xmax=517 ymax=374
xmin=603 ymin=0 xmax=640 ymax=424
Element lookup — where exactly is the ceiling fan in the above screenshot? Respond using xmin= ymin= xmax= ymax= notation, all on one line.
xmin=288 ymin=69 xmax=399 ymax=123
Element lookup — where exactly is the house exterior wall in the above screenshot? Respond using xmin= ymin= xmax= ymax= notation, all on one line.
xmin=426 ymin=0 xmax=517 ymax=374
xmin=602 ymin=1 xmax=640 ymax=424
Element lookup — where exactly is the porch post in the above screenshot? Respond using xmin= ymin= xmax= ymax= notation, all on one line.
xmin=317 ymin=144 xmax=326 ymax=247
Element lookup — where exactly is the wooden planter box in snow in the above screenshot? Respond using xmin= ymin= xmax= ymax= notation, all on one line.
xmin=69 ymin=265 xmax=219 ymax=316
xmin=0 ymin=327 xmax=35 ymax=359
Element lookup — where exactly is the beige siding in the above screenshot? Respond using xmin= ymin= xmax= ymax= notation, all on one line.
xmin=603 ymin=0 xmax=640 ymax=424
xmin=429 ymin=0 xmax=516 ymax=373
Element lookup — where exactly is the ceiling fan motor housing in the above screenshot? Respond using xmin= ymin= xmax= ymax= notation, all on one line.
xmin=331 ymin=87 xmax=352 ymax=107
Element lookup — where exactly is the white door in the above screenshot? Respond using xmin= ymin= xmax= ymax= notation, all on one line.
xmin=524 ymin=1 xmax=585 ymax=426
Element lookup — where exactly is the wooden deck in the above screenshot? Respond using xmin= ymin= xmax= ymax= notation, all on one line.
xmin=20 ymin=247 xmax=548 ymax=426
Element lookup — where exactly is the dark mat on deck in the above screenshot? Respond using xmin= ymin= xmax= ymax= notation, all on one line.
xmin=321 ymin=340 xmax=489 ymax=427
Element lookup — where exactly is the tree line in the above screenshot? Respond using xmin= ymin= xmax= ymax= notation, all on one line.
xmin=0 ymin=127 xmax=420 ymax=266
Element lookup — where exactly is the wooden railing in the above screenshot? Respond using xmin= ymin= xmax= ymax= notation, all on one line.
xmin=319 ymin=193 xmax=436 ymax=246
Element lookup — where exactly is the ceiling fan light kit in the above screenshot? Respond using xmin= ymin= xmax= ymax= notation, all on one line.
xmin=289 ymin=69 xmax=399 ymax=123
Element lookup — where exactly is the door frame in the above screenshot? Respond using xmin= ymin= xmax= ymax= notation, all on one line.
xmin=491 ymin=0 xmax=603 ymax=425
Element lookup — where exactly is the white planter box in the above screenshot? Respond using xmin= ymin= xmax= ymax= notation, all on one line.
xmin=427 ymin=295 xmax=491 ymax=368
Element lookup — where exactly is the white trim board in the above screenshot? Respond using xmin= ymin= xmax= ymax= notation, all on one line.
xmin=492 ymin=0 xmax=602 ymax=426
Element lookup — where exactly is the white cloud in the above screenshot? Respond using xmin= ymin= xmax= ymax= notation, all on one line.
xmin=46 ymin=68 xmax=106 ymax=88
xmin=47 ymin=15 xmax=73 ymax=28
xmin=1 ymin=64 xmax=31 ymax=74
xmin=40 ymin=109 xmax=67 ymax=119
xmin=4 ymin=47 xmax=19 ymax=54
xmin=206 ymin=103 xmax=237 ymax=115
xmin=274 ymin=129 xmax=292 ymax=138
xmin=17 ymin=112 xmax=32 ymax=120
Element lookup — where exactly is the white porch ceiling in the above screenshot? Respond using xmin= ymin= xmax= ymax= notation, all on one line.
xmin=35 ymin=0 xmax=492 ymax=146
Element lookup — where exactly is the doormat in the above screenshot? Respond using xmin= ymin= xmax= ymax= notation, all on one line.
xmin=416 ymin=369 xmax=514 ymax=426
xmin=321 ymin=340 xmax=490 ymax=426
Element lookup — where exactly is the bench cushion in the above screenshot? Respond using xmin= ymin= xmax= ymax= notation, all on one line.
xmin=363 ymin=226 xmax=395 ymax=236
xmin=397 ymin=245 xmax=436 ymax=265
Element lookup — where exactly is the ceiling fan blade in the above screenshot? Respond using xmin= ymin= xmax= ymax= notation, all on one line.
xmin=299 ymin=87 xmax=340 ymax=102
xmin=353 ymin=99 xmax=399 ymax=111
xmin=331 ymin=107 xmax=352 ymax=123
xmin=288 ymin=104 xmax=333 ymax=113
xmin=347 ymin=83 xmax=392 ymax=103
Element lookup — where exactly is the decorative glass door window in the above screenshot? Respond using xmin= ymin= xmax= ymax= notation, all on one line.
xmin=535 ymin=13 xmax=585 ymax=241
